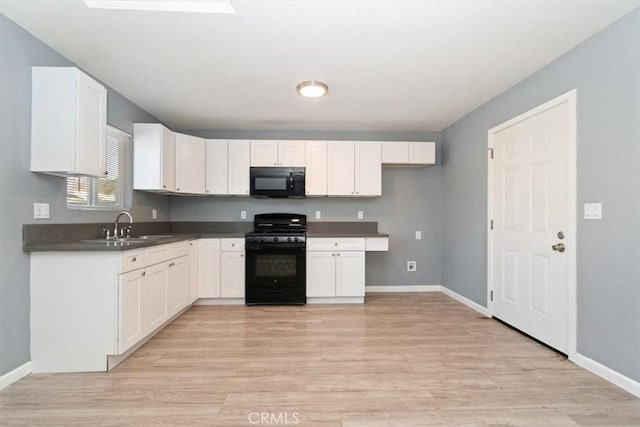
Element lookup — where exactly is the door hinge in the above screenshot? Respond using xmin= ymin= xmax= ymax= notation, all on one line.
xmin=490 ymin=290 xmax=494 ymax=302
xmin=490 ymin=219 xmax=494 ymax=230
xmin=488 ymin=148 xmax=494 ymax=159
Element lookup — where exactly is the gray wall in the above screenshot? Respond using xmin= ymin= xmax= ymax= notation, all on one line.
xmin=0 ymin=15 xmax=170 ymax=376
xmin=441 ymin=9 xmax=640 ymax=381
xmin=173 ymin=130 xmax=442 ymax=287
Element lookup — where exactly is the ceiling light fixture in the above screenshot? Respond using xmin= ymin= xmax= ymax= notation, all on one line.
xmin=296 ymin=81 xmax=329 ymax=98
xmin=82 ymin=1 xmax=235 ymax=14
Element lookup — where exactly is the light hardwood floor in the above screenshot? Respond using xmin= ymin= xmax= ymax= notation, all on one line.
xmin=1 ymin=293 xmax=638 ymax=426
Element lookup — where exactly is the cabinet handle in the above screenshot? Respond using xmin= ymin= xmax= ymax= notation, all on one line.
xmin=142 ymin=271 xmax=146 ymax=276
xmin=163 ymin=184 xmax=167 ymax=189
xmin=231 ymin=243 xmax=235 ymax=247
xmin=206 ymin=190 xmax=210 ymax=193
xmin=132 ymin=257 xmax=137 ymax=262
xmin=332 ymin=253 xmax=335 ymax=257
xmin=104 ymin=171 xmax=108 ymax=176
xmin=337 ymin=253 xmax=341 ymax=256
xmin=334 ymin=243 xmax=338 ymax=246
xmin=176 ymin=188 xmax=180 ymax=191
xmin=240 ymin=254 xmax=244 ymax=257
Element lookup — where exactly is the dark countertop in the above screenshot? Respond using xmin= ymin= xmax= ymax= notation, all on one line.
xmin=306 ymin=232 xmax=389 ymax=238
xmin=24 ymin=233 xmax=244 ymax=252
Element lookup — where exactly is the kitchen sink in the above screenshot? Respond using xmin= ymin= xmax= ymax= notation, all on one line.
xmin=79 ymin=235 xmax=174 ymax=244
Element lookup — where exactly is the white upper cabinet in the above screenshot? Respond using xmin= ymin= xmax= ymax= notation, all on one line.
xmin=205 ymin=139 xmax=228 ymax=195
xmin=328 ymin=141 xmax=381 ymax=196
xmin=175 ymin=133 xmax=205 ymax=194
xmin=31 ymin=67 xmax=107 ymax=177
xmin=251 ymin=140 xmax=306 ymax=167
xmin=382 ymin=141 xmax=435 ymax=165
xmin=355 ymin=142 xmax=382 ymax=196
xmin=277 ymin=141 xmax=306 ymax=166
xmin=134 ymin=123 xmax=175 ymax=192
xmin=305 ymin=141 xmax=328 ymax=196
xmin=327 ymin=141 xmax=356 ymax=196
xmin=228 ymin=140 xmax=251 ymax=195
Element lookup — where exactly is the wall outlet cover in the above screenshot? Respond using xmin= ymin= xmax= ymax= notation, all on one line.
xmin=315 ymin=210 xmax=321 ymax=219
xmin=240 ymin=210 xmax=247 ymax=220
xmin=358 ymin=210 xmax=364 ymax=219
xmin=407 ymin=261 xmax=417 ymax=272
xmin=584 ymin=203 xmax=602 ymax=220
xmin=152 ymin=209 xmax=157 ymax=220
xmin=33 ymin=202 xmax=50 ymax=219
xmin=415 ymin=231 xmax=422 ymax=240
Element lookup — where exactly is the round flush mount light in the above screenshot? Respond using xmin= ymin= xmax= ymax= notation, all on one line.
xmin=296 ymin=80 xmax=329 ymax=98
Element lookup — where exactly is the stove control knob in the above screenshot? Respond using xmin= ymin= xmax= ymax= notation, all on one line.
xmin=287 ymin=237 xmax=292 ymax=242
xmin=273 ymin=237 xmax=279 ymax=242
xmin=294 ymin=237 xmax=299 ymax=242
xmin=260 ymin=237 xmax=265 ymax=242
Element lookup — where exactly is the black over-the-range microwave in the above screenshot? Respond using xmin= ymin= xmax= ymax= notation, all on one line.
xmin=249 ymin=167 xmax=305 ymax=198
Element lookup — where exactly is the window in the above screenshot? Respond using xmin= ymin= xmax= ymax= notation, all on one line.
xmin=66 ymin=126 xmax=132 ymax=210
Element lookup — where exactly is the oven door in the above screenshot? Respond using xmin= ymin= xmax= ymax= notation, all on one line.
xmin=245 ymin=245 xmax=306 ymax=304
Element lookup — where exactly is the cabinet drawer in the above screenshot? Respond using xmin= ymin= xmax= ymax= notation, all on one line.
xmin=365 ymin=237 xmax=389 ymax=251
xmin=144 ymin=244 xmax=172 ymax=267
xmin=168 ymin=241 xmax=189 ymax=259
xmin=307 ymin=238 xmax=365 ymax=251
xmin=120 ymin=250 xmax=145 ymax=273
xmin=221 ymin=238 xmax=244 ymax=251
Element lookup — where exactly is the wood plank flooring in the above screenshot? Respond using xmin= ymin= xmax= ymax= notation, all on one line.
xmin=1 ymin=293 xmax=638 ymax=426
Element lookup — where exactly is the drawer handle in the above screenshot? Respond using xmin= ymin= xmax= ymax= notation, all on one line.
xmin=132 ymin=257 xmax=137 ymax=262
xmin=231 ymin=243 xmax=235 ymax=247
xmin=142 ymin=271 xmax=146 ymax=276
xmin=334 ymin=243 xmax=338 ymax=246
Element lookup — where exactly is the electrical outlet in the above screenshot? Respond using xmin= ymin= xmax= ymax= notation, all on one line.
xmin=407 ymin=261 xmax=417 ymax=272
xmin=357 ymin=210 xmax=364 ymax=220
xmin=584 ymin=203 xmax=602 ymax=220
xmin=33 ymin=203 xmax=50 ymax=219
xmin=152 ymin=209 xmax=157 ymax=220
xmin=315 ymin=210 xmax=321 ymax=219
xmin=415 ymin=231 xmax=422 ymax=240
xmin=241 ymin=210 xmax=247 ymax=220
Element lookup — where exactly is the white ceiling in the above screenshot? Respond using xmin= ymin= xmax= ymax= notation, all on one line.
xmin=2 ymin=1 xmax=638 ymax=131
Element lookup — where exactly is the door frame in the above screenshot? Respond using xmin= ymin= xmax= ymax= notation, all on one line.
xmin=487 ymin=89 xmax=577 ymax=358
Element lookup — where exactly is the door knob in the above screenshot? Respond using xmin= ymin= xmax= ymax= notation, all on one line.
xmin=552 ymin=243 xmax=566 ymax=253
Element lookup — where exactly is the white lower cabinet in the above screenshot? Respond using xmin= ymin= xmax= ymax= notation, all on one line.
xmin=198 ymin=238 xmax=245 ymax=300
xmin=306 ymin=238 xmax=366 ymax=298
xmin=30 ymin=240 xmax=197 ymax=373
xmin=118 ymin=269 xmax=145 ymax=354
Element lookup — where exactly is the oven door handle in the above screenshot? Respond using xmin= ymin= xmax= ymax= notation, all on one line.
xmin=245 ymin=246 xmax=306 ymax=252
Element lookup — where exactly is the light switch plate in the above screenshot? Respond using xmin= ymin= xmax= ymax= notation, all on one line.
xmin=152 ymin=209 xmax=157 ymax=220
xmin=357 ymin=210 xmax=364 ymax=220
xmin=407 ymin=261 xmax=417 ymax=272
xmin=241 ymin=210 xmax=247 ymax=220
xmin=33 ymin=203 xmax=50 ymax=219
xmin=415 ymin=231 xmax=422 ymax=240
xmin=315 ymin=211 xmax=321 ymax=219
xmin=584 ymin=203 xmax=602 ymax=220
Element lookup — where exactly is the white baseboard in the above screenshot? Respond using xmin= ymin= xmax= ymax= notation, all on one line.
xmin=572 ymin=353 xmax=640 ymax=398
xmin=366 ymin=285 xmax=441 ymax=293
xmin=0 ymin=361 xmax=32 ymax=391
xmin=307 ymin=297 xmax=364 ymax=304
xmin=195 ymin=298 xmax=245 ymax=306
xmin=439 ymin=286 xmax=490 ymax=317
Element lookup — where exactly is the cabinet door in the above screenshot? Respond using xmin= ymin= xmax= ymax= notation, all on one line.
xmin=355 ymin=142 xmax=382 ymax=196
xmin=161 ymin=126 xmax=176 ymax=191
xmin=306 ymin=251 xmax=336 ymax=297
xmin=335 ymin=251 xmax=365 ymax=297
xmin=408 ymin=142 xmax=435 ymax=164
xmin=144 ymin=263 xmax=169 ymax=333
xmin=228 ymin=140 xmax=251 ymax=195
xmin=205 ymin=139 xmax=228 ymax=194
xmin=381 ymin=141 xmax=409 ymax=164
xmin=278 ymin=141 xmax=306 ymax=167
xmin=118 ymin=269 xmax=145 ymax=354
xmin=75 ymin=71 xmax=107 ymax=177
xmin=305 ymin=141 xmax=328 ymax=196
xmin=175 ymin=133 xmax=205 ymax=194
xmin=199 ymin=239 xmax=221 ymax=298
xmin=221 ymin=251 xmax=245 ymax=298
xmin=167 ymin=256 xmax=189 ymax=316
xmin=251 ymin=140 xmax=278 ymax=167
xmin=187 ymin=241 xmax=199 ymax=304
xmin=327 ymin=141 xmax=355 ymax=196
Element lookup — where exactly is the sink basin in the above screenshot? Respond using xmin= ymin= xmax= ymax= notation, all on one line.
xmin=136 ymin=235 xmax=175 ymax=239
xmin=79 ymin=238 xmax=149 ymax=243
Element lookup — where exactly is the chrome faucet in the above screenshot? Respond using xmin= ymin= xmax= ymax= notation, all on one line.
xmin=114 ymin=211 xmax=134 ymax=238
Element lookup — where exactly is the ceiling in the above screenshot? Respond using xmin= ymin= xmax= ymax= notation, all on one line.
xmin=2 ymin=1 xmax=638 ymax=132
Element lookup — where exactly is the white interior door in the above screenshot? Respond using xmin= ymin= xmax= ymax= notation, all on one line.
xmin=490 ymin=93 xmax=575 ymax=354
